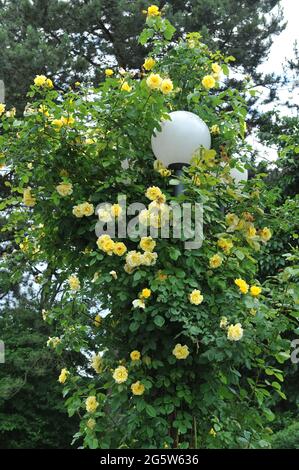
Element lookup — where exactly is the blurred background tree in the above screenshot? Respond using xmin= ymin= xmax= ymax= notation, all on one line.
xmin=0 ymin=0 xmax=285 ymax=111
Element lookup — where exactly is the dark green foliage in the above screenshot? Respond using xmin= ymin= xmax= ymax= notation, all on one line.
xmin=0 ymin=0 xmax=285 ymax=110
xmin=271 ymin=421 xmax=299 ymax=449
xmin=0 ymin=302 xmax=78 ymax=448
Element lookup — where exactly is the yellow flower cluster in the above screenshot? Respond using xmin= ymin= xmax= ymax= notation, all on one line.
xmin=210 ymin=124 xmax=220 ymax=135
xmin=146 ymin=74 xmax=173 ymax=94
xmin=189 ymin=289 xmax=204 ymax=305
xmin=97 ymin=234 xmax=127 ymax=257
xmin=68 ymin=275 xmax=80 ymax=291
xmin=235 ymin=278 xmax=262 ymax=296
xmin=56 ymin=182 xmax=73 ymax=196
xmin=234 ymin=278 xmax=249 ymax=294
xmin=86 ymin=396 xmax=99 ymax=413
xmin=52 ymin=115 xmax=75 ymax=128
xmin=130 ymin=350 xmax=141 ymax=361
xmin=143 ymin=57 xmax=156 ymax=71
xmin=217 ymin=237 xmax=233 ymax=253
xmin=23 ymin=187 xmax=36 ymax=207
xmin=72 ymin=202 xmax=94 ymax=218
xmin=172 ymin=343 xmax=189 ymax=360
xmin=125 ymin=250 xmax=158 ymax=274
xmin=121 ymin=82 xmax=132 ymax=92
xmin=91 ymin=354 xmax=102 ymax=373
xmin=86 ymin=418 xmax=96 ymax=430
xmin=147 ymin=5 xmax=160 ymax=17
xmin=131 ymin=381 xmax=145 ymax=396
xmin=227 ymin=323 xmax=244 ymax=341
xmin=225 ymin=213 xmax=272 ymax=245
xmin=113 ymin=365 xmax=128 ymax=384
xmin=34 ymin=75 xmax=53 ymax=88
xmin=58 ymin=368 xmax=69 ymax=384
xmin=94 ymin=314 xmax=102 ymax=327
xmin=209 ymin=254 xmax=223 ymax=269
xmin=153 ymin=159 xmax=172 ymax=177
xmin=47 ymin=337 xmax=61 ymax=348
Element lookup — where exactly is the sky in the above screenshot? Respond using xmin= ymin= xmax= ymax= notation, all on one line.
xmin=247 ymin=0 xmax=299 ymax=162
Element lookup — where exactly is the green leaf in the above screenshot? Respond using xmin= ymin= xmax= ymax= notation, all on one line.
xmin=146 ymin=404 xmax=157 ymax=418
xmin=138 ymin=28 xmax=154 ymax=45
xmin=154 ymin=315 xmax=165 ymax=327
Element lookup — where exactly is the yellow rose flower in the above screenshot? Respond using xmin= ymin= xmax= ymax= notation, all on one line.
xmin=140 ymin=236 xmax=156 ymax=252
xmin=91 ymin=354 xmax=102 ymax=373
xmin=172 ymin=343 xmax=189 ymax=360
xmin=46 ymin=78 xmax=54 ymax=88
xmin=234 ymin=278 xmax=249 ymax=294
xmin=34 ymin=75 xmax=47 ymax=86
xmin=202 ymin=75 xmax=216 ymax=90
xmin=47 ymin=337 xmax=61 ymax=348
xmin=86 ymin=396 xmax=99 ymax=413
xmin=145 ymin=185 xmax=163 ymax=201
xmin=146 ymin=73 xmax=163 ymax=90
xmin=126 ymin=250 xmax=143 ymax=268
xmin=159 ymin=168 xmax=172 ymax=177
xmin=111 ymin=203 xmax=122 ymax=217
xmin=217 ymin=238 xmax=233 ymax=253
xmin=72 ymin=204 xmax=84 ymax=219
xmin=143 ymin=57 xmax=156 ymax=71
xmin=86 ymin=418 xmax=96 ymax=430
xmin=250 ymin=285 xmax=262 ymax=297
xmin=220 ymin=317 xmax=228 ymax=329
xmin=113 ymin=242 xmax=127 ymax=256
xmin=147 ymin=5 xmax=160 ymax=16
xmin=82 ymin=202 xmax=94 ymax=216
xmin=131 ymin=381 xmax=145 ymax=396
xmin=68 ymin=275 xmax=80 ymax=291
xmin=113 ymin=365 xmax=128 ymax=384
xmin=23 ymin=188 xmax=36 ymax=207
xmin=73 ymin=202 xmax=94 ymax=218
xmin=97 ymin=234 xmax=115 ymax=255
xmin=130 ymin=350 xmax=141 ymax=361
xmin=160 ymin=78 xmax=173 ymax=94
xmin=0 ymin=103 xmax=6 ymax=115
xmin=58 ymin=368 xmax=69 ymax=384
xmin=209 ymin=254 xmax=223 ymax=269
xmin=105 ymin=68 xmax=114 ymax=76
xmin=132 ymin=299 xmax=146 ymax=309
xmin=227 ymin=323 xmax=244 ymax=341
xmin=56 ymin=182 xmax=73 ymax=196
xmin=246 ymin=223 xmax=256 ymax=238
xmin=226 ymin=213 xmax=239 ymax=227
xmin=210 ymin=124 xmax=220 ymax=135
xmin=140 ymin=288 xmax=151 ymax=299
xmin=259 ymin=227 xmax=272 ymax=242
xmin=212 ymin=63 xmax=222 ymax=74
xmin=121 ymin=82 xmax=132 ymax=92
xmin=94 ymin=314 xmax=102 ymax=327
xmin=189 ymin=289 xmax=204 ymax=305
xmin=141 ymin=251 xmax=158 ymax=266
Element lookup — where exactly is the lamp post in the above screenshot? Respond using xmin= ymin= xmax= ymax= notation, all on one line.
xmin=151 ymin=111 xmax=211 ymax=196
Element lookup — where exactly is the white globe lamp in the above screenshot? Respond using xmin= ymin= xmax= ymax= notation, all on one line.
xmin=151 ymin=111 xmax=211 ymax=169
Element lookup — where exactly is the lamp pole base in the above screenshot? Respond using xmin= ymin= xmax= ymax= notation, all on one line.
xmin=169 ymin=163 xmax=189 ymax=197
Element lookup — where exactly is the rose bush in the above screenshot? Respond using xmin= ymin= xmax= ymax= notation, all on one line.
xmin=0 ymin=5 xmax=294 ymax=449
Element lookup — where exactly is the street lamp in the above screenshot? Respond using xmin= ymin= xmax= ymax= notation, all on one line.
xmin=151 ymin=111 xmax=211 ymax=195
